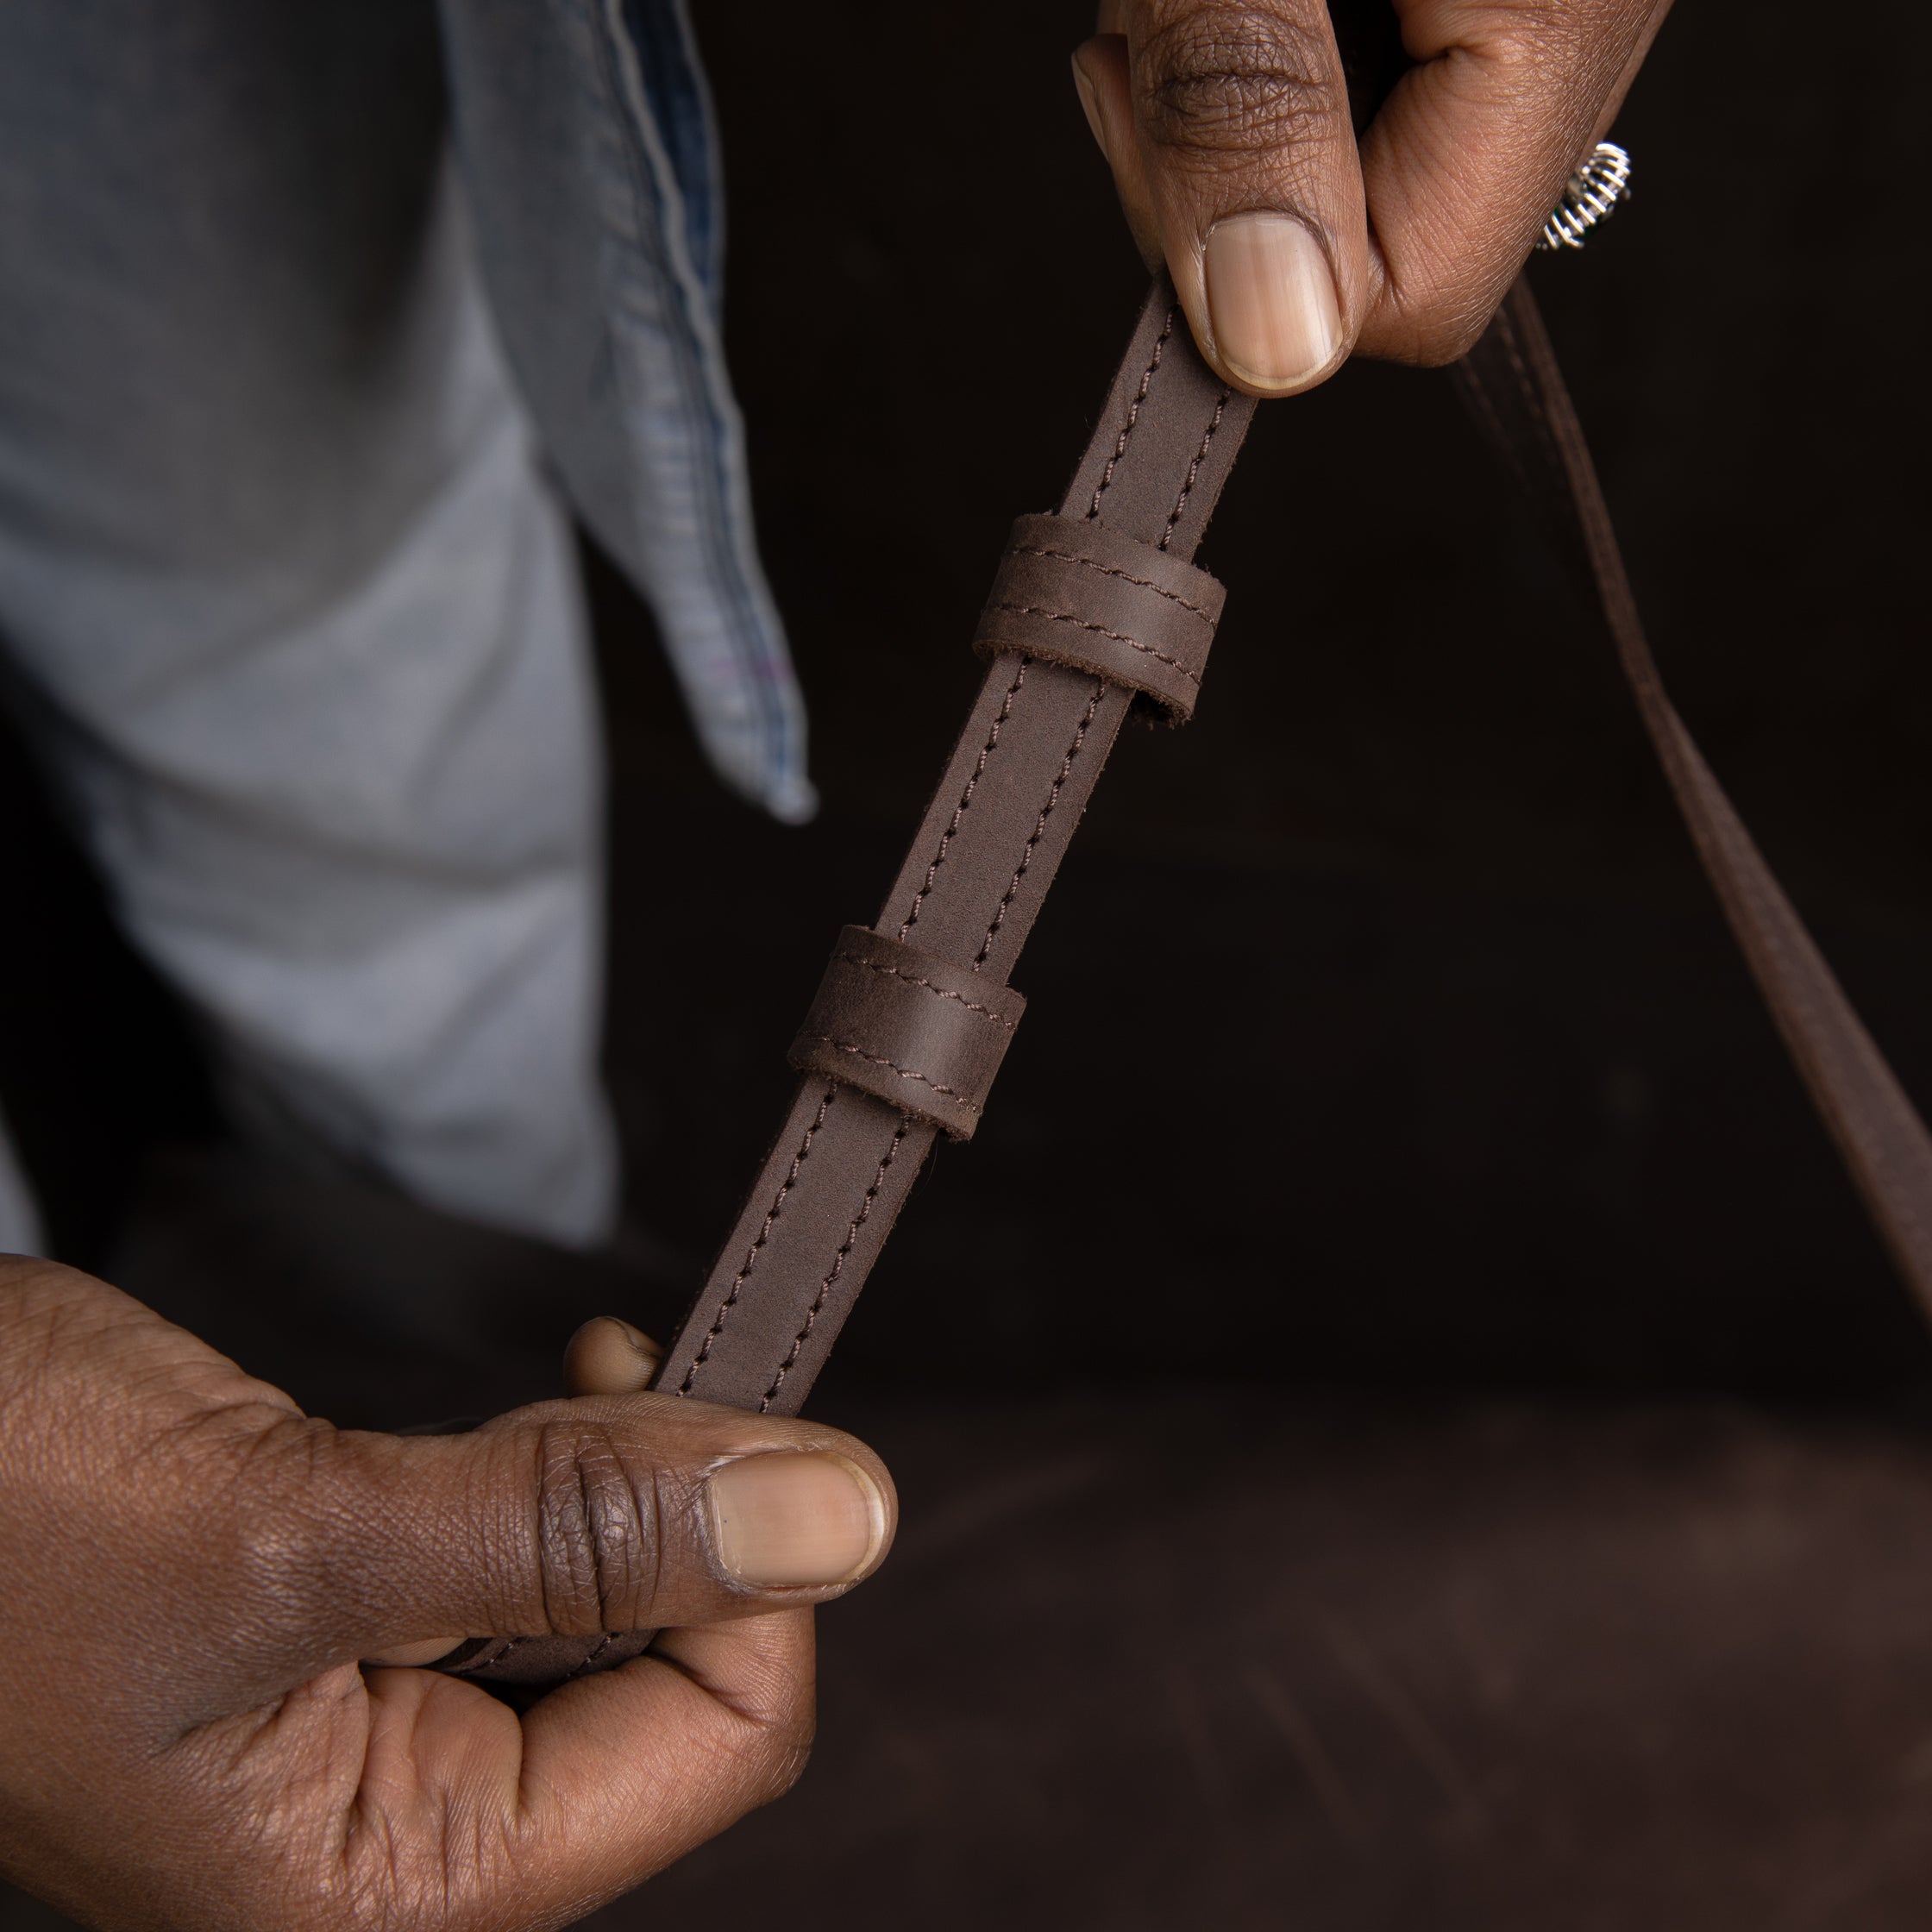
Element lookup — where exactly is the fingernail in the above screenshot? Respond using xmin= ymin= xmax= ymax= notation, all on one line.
xmin=707 ymin=1452 xmax=886 ymax=1589
xmin=1203 ymin=212 xmax=1341 ymax=392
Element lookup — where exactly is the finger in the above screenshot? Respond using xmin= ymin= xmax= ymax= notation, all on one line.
xmin=369 ymin=1318 xmax=670 ymax=1665
xmin=351 ymin=1609 xmax=818 ymax=1920
xmin=1354 ymin=0 xmax=1669 ymax=364
xmin=284 ymin=1394 xmax=896 ymax=1669
xmin=524 ymin=1611 xmax=817 ymax=1894
xmin=1073 ymin=0 xmax=1370 ymax=398
xmin=564 ymin=1316 xmax=663 ymax=1397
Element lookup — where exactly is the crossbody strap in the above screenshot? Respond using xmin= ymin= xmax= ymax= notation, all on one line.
xmin=1458 ymin=280 xmax=1932 ymax=1301
xmin=440 ymin=273 xmax=1932 ymax=1688
xmin=649 ymin=283 xmax=1253 ymax=1417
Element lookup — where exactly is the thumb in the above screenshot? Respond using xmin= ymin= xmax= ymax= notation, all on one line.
xmin=294 ymin=1395 xmax=895 ymax=1668
xmin=1073 ymin=1 xmax=1369 ymax=398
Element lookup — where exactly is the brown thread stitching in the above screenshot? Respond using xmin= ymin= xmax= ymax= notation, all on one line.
xmin=975 ymin=678 xmax=1107 ymax=969
xmin=797 ymin=1036 xmax=979 ymax=1111
xmin=900 ymin=658 xmax=1026 ymax=939
xmin=454 ymin=1637 xmax=524 ymax=1672
xmin=832 ymin=954 xmax=1018 ymax=1028
xmin=1010 ymin=544 xmax=1217 ymax=619
xmin=1159 ymin=390 xmax=1231 ymax=552
xmin=559 ymin=1633 xmax=619 ymax=1682
xmin=1088 ymin=308 xmax=1176 ymax=520
xmin=676 ymin=1087 xmax=835 ymax=1395
xmin=760 ymin=1121 xmax=912 ymax=1413
xmin=987 ymin=603 xmax=1200 ymax=684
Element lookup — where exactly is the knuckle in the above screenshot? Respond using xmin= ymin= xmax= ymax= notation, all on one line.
xmin=1136 ymin=4 xmax=1342 ymax=162
xmin=533 ymin=1420 xmax=663 ymax=1634
xmin=1470 ymin=0 xmax=1642 ymax=100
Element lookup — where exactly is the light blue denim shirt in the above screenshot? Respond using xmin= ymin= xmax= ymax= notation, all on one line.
xmin=440 ymin=0 xmax=812 ymax=820
xmin=0 ymin=0 xmax=811 ymax=1256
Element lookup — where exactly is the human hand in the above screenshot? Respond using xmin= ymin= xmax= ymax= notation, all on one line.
xmin=1071 ymin=0 xmax=1672 ymax=394
xmin=0 ymin=1261 xmax=894 ymax=1930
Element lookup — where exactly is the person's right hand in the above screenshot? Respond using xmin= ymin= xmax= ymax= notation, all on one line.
xmin=1071 ymin=0 xmax=1671 ymax=396
xmin=0 ymin=1257 xmax=895 ymax=1930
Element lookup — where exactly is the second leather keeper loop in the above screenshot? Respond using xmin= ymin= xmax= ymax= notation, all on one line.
xmin=972 ymin=511 xmax=1226 ymax=723
xmin=787 ymin=926 xmax=1026 ymax=1140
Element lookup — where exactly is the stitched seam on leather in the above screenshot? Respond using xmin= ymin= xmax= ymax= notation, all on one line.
xmin=1012 ymin=545 xmax=1216 ymax=619
xmin=559 ymin=1633 xmax=618 ymax=1683
xmin=760 ymin=1121 xmax=912 ymax=1413
xmin=975 ymin=678 xmax=1107 ymax=969
xmin=987 ymin=603 xmax=1200 ymax=685
xmin=677 ymin=1087 xmax=836 ymax=1396
xmin=1160 ymin=390 xmax=1231 ymax=551
xmin=832 ymin=954 xmax=1018 ymax=1028
xmin=1088 ymin=308 xmax=1176 ymax=519
xmin=900 ymin=658 xmax=1027 ymax=939
xmin=450 ymin=1636 xmax=525 ymax=1675
xmin=798 ymin=1036 xmax=978 ymax=1112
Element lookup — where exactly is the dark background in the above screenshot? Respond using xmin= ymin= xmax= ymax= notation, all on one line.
xmin=5 ymin=0 xmax=1932 ymax=1925
xmin=5 ymin=0 xmax=1930 ymax=1401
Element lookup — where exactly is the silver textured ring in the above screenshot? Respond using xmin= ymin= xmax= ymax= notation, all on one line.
xmin=1536 ymin=142 xmax=1632 ymax=252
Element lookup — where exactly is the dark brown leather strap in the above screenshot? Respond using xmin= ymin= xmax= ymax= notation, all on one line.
xmin=651 ymin=283 xmax=1251 ymax=1419
xmin=438 ymin=281 xmax=1251 ymax=1689
xmin=1458 ymin=282 xmax=1932 ymax=1305
xmin=972 ymin=511 xmax=1226 ymax=722
xmin=442 ymin=273 xmax=1932 ymax=1690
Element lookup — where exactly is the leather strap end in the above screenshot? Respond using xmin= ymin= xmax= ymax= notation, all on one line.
xmin=973 ymin=512 xmax=1225 ymax=724
xmin=786 ymin=925 xmax=1026 ymax=1141
xmin=434 ymin=1630 xmax=658 ymax=1687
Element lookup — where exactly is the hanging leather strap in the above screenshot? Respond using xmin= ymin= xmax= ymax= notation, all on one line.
xmin=1457 ymin=282 xmax=1932 ymax=1303
xmin=438 ymin=273 xmax=1932 ymax=1690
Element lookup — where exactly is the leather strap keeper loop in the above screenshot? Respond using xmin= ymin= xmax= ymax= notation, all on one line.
xmin=972 ymin=511 xmax=1226 ymax=723
xmin=787 ymin=925 xmax=1026 ymax=1141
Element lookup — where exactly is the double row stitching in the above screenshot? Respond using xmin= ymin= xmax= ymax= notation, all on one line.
xmin=1012 ymin=544 xmax=1216 ymax=619
xmin=975 ymin=678 xmax=1108 ymax=969
xmin=833 ymin=953 xmax=1018 ymax=1028
xmin=676 ymin=1088 xmax=836 ymax=1395
xmin=799 ymin=1036 xmax=978 ymax=1110
xmin=760 ymin=1123 xmax=913 ymax=1412
xmin=1160 ymin=390 xmax=1231 ymax=551
xmin=1088 ymin=308 xmax=1176 ymax=520
xmin=988 ymin=602 xmax=1201 ymax=685
xmin=900 ymin=659 xmax=1026 ymax=938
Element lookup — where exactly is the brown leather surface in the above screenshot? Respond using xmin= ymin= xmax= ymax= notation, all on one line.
xmin=786 ymin=925 xmax=1027 ymax=1140
xmin=972 ymin=511 xmax=1226 ymax=722
xmin=573 ymin=1390 xmax=1932 ymax=1932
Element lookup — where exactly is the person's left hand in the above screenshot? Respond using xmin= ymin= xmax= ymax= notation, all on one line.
xmin=0 ymin=1263 xmax=896 ymax=1931
xmin=1071 ymin=0 xmax=1672 ymax=396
